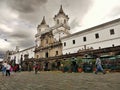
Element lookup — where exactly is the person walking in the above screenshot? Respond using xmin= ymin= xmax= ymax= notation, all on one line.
xmin=35 ymin=63 xmax=40 ymax=74
xmin=95 ymin=57 xmax=106 ymax=74
xmin=6 ymin=63 xmax=11 ymax=76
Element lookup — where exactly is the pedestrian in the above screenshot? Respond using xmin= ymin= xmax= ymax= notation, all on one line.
xmin=19 ymin=65 xmax=21 ymax=72
xmin=95 ymin=57 xmax=106 ymax=74
xmin=1 ymin=61 xmax=7 ymax=76
xmin=6 ymin=62 xmax=11 ymax=76
xmin=35 ymin=63 xmax=39 ymax=74
xmin=14 ymin=64 xmax=18 ymax=72
xmin=10 ymin=65 xmax=14 ymax=75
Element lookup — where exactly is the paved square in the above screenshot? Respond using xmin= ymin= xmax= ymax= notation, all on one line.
xmin=0 ymin=71 xmax=120 ymax=90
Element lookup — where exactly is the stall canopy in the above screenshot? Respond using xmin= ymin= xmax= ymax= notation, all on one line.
xmin=109 ymin=56 xmax=116 ymax=60
xmin=100 ymin=55 xmax=111 ymax=58
xmin=116 ymin=55 xmax=120 ymax=59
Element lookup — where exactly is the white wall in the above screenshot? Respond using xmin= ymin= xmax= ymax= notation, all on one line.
xmin=62 ymin=21 xmax=120 ymax=54
xmin=10 ymin=47 xmax=35 ymax=64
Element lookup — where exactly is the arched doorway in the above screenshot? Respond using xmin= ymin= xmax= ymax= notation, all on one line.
xmin=45 ymin=52 xmax=48 ymax=58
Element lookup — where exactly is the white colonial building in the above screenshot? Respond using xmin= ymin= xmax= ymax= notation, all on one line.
xmin=10 ymin=46 xmax=35 ymax=64
xmin=61 ymin=18 xmax=120 ymax=54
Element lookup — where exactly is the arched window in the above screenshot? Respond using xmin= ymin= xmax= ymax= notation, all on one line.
xmin=56 ymin=51 xmax=58 ymax=55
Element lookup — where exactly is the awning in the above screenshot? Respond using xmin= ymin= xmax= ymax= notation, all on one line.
xmin=109 ymin=57 xmax=116 ymax=60
xmin=116 ymin=55 xmax=120 ymax=59
xmin=100 ymin=55 xmax=112 ymax=58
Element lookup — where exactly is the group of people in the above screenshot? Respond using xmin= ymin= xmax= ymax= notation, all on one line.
xmin=0 ymin=60 xmax=25 ymax=76
xmin=1 ymin=61 xmax=11 ymax=76
xmin=32 ymin=57 xmax=106 ymax=74
xmin=1 ymin=56 xmax=106 ymax=75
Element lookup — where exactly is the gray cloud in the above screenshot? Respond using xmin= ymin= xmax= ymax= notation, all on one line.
xmin=17 ymin=38 xmax=34 ymax=49
xmin=0 ymin=30 xmax=11 ymax=40
xmin=7 ymin=26 xmax=35 ymax=48
xmin=70 ymin=18 xmax=81 ymax=29
xmin=9 ymin=37 xmax=34 ymax=50
xmin=9 ymin=31 xmax=30 ymax=39
xmin=0 ymin=43 xmax=10 ymax=55
xmin=5 ymin=0 xmax=48 ymax=24
xmin=60 ymin=0 xmax=93 ymax=15
xmin=0 ymin=50 xmax=5 ymax=56
xmin=6 ymin=0 xmax=48 ymax=13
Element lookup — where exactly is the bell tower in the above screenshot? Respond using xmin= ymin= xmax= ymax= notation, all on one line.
xmin=54 ymin=5 xmax=69 ymax=26
xmin=53 ymin=5 xmax=70 ymax=41
xmin=37 ymin=16 xmax=49 ymax=34
xmin=35 ymin=16 xmax=49 ymax=47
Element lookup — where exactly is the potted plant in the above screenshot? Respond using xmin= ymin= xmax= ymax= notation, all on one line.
xmin=77 ymin=57 xmax=83 ymax=73
xmin=78 ymin=66 xmax=83 ymax=72
xmin=91 ymin=59 xmax=96 ymax=72
xmin=62 ymin=59 xmax=72 ymax=72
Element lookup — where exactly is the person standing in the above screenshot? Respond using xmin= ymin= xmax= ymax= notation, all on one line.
xmin=1 ymin=61 xmax=7 ymax=76
xmin=95 ymin=57 xmax=106 ymax=74
xmin=6 ymin=63 xmax=11 ymax=76
xmin=19 ymin=65 xmax=21 ymax=72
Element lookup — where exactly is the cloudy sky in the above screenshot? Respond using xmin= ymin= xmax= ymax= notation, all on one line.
xmin=0 ymin=0 xmax=120 ymax=55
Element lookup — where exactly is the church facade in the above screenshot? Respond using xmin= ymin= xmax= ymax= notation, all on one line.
xmin=6 ymin=5 xmax=120 ymax=64
xmin=34 ymin=5 xmax=70 ymax=58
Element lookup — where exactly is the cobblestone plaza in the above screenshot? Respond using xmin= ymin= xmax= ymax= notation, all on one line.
xmin=0 ymin=72 xmax=120 ymax=90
